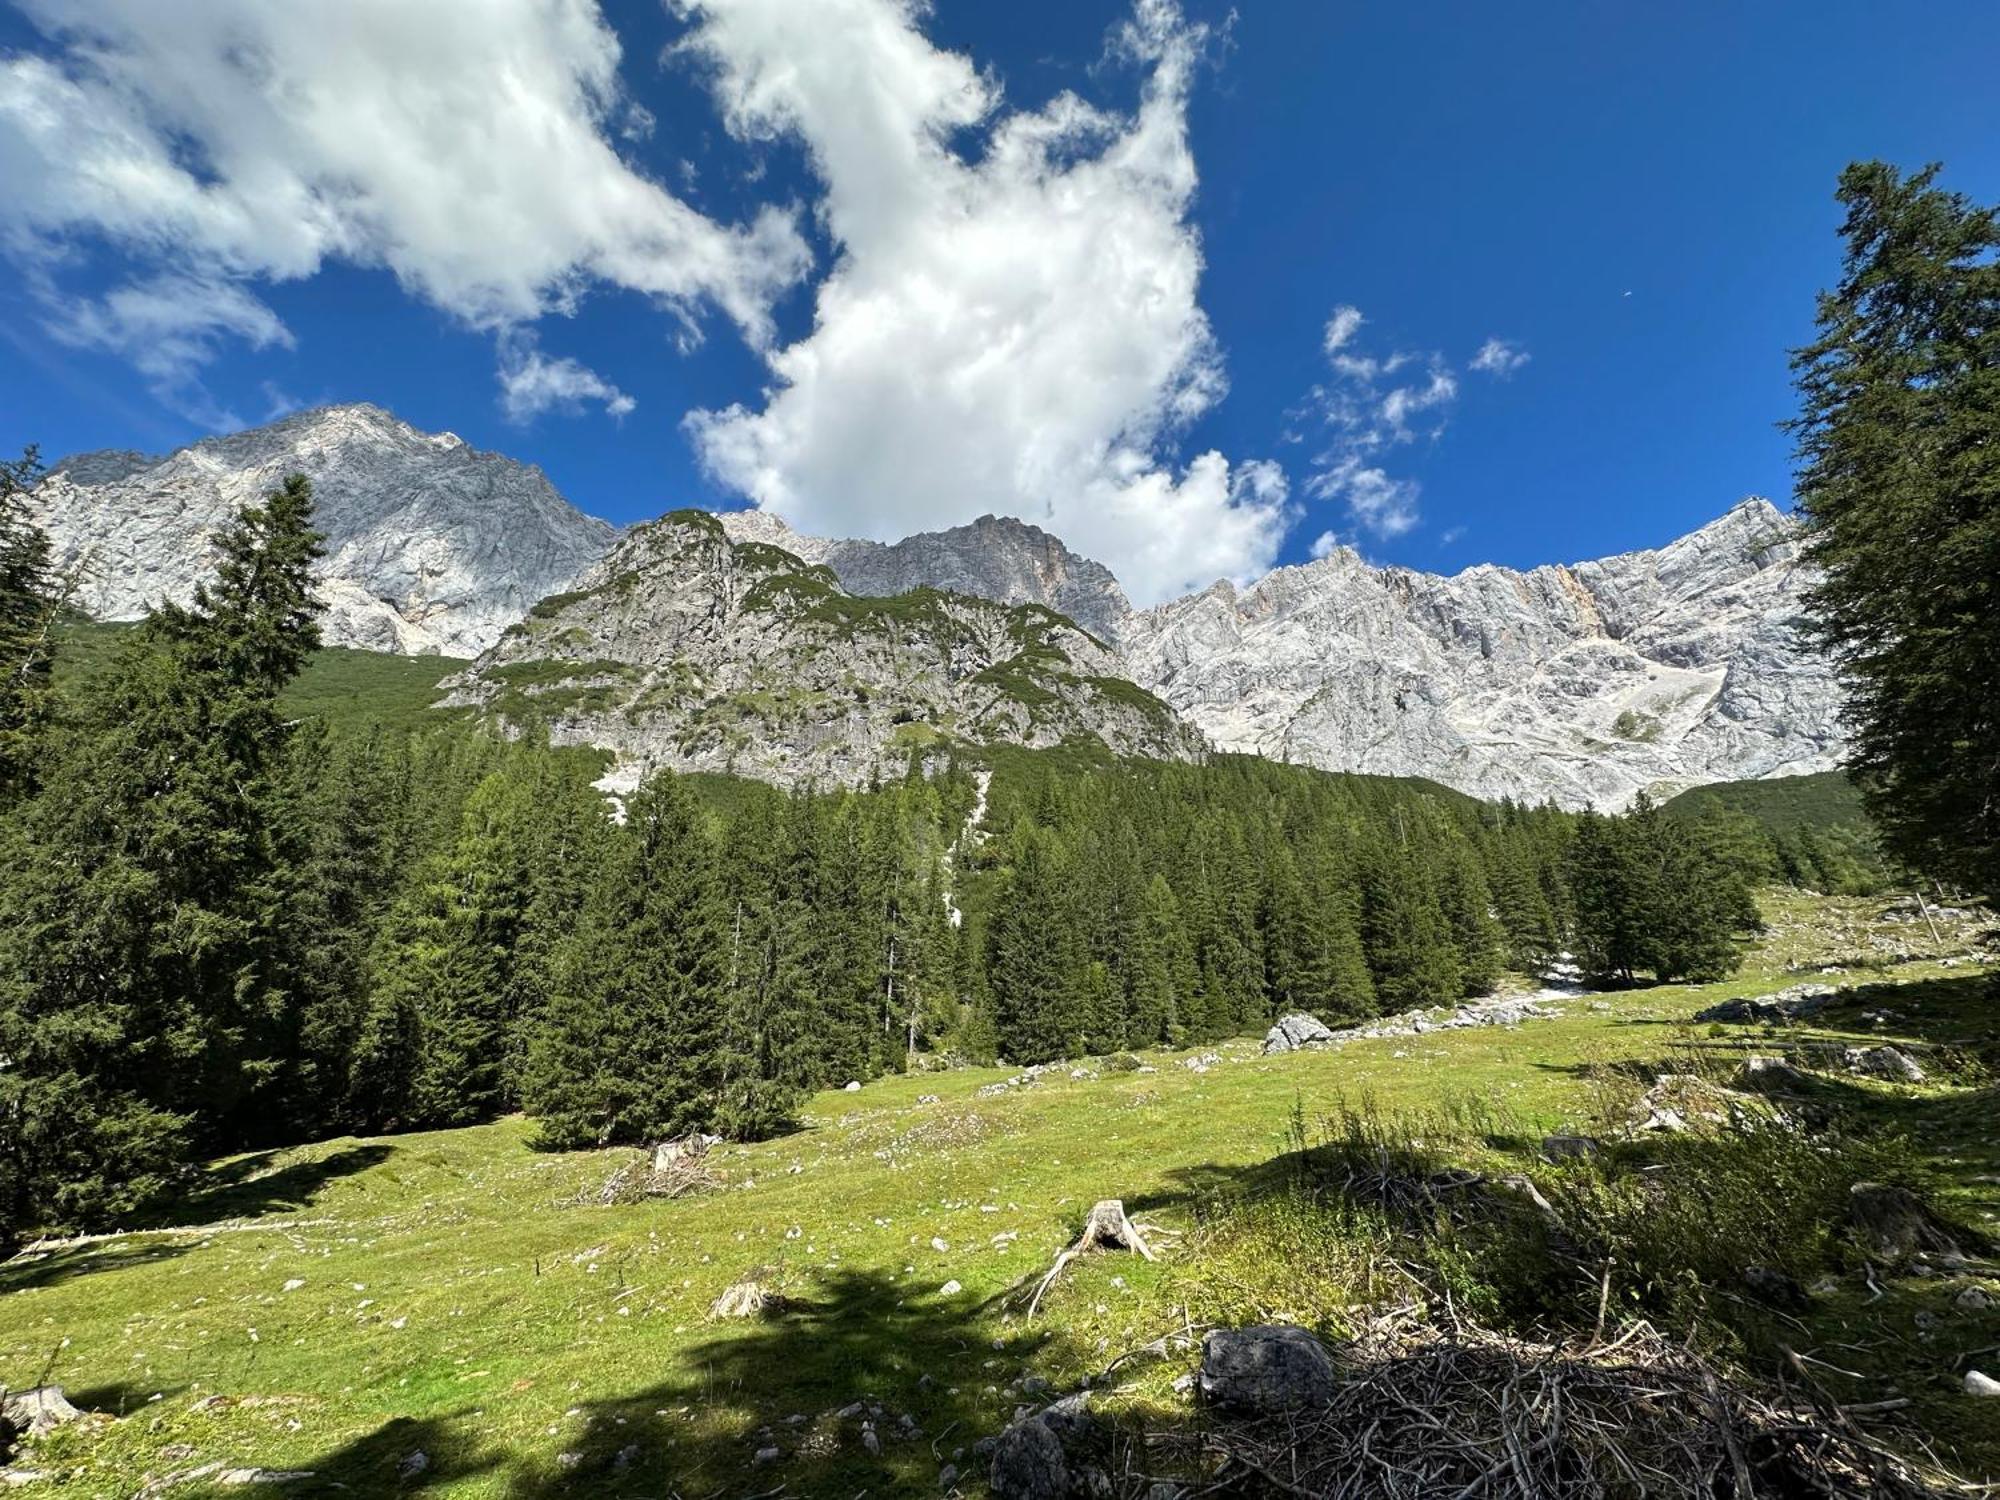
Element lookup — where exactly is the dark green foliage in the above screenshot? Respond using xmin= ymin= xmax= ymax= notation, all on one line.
xmin=521 ymin=775 xmax=732 ymax=1148
xmin=1665 ymin=772 xmax=1892 ymax=894
xmin=0 ymin=447 xmax=61 ymax=806
xmin=1791 ymin=161 xmax=2000 ymax=901
xmin=1566 ymin=795 xmax=1758 ymax=985
xmin=0 ymin=475 xmax=324 ymax=1228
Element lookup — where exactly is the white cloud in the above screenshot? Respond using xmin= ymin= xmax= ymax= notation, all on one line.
xmin=0 ymin=0 xmax=810 ymax=399
xmin=1440 ymin=524 xmax=1466 ymax=546
xmin=498 ymin=333 xmax=637 ymax=423
xmin=46 ymin=273 xmax=294 ymax=428
xmin=1308 ymin=530 xmax=1340 ymax=560
xmin=1296 ymin=307 xmax=1462 ymax=539
xmin=1470 ymin=337 xmax=1529 ymax=376
xmin=674 ymin=0 xmax=1289 ymax=605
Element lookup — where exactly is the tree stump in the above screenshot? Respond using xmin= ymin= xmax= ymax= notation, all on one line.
xmin=1027 ymin=1199 xmax=1159 ymax=1318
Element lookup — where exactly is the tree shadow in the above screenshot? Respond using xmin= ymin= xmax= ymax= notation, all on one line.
xmin=280 ymin=1413 xmax=508 ymax=1497
xmin=501 ymin=1266 xmax=1042 ymax=1498
xmin=126 ymin=1142 xmax=397 ymax=1229
xmin=256 ymin=1267 xmax=1057 ymax=1499
xmin=0 ymin=1235 xmax=204 ymax=1295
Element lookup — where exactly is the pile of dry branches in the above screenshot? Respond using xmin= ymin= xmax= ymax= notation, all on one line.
xmin=578 ymin=1136 xmax=718 ymax=1206
xmin=1197 ymin=1320 xmax=1955 ymax=1499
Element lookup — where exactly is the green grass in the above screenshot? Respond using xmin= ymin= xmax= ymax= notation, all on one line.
xmin=52 ymin=619 xmax=468 ymax=735
xmin=5 ymin=901 xmax=1996 ymax=1496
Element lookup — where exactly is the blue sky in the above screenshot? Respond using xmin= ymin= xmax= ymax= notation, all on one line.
xmin=3 ymin=0 xmax=1996 ymax=601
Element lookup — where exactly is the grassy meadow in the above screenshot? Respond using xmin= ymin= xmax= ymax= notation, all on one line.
xmin=4 ymin=893 xmax=1996 ymax=1496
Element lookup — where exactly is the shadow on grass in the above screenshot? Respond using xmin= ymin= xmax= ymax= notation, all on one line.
xmin=281 ymin=1267 xmax=1056 ymax=1499
xmin=0 ymin=1235 xmax=203 ymax=1295
xmin=129 ymin=1142 xmax=398 ymax=1229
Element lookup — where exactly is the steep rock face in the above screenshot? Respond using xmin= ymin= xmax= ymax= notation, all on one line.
xmin=32 ymin=404 xmax=616 ymax=656
xmin=1118 ymin=499 xmax=1841 ymax=809
xmin=444 ymin=512 xmax=1201 ymax=789
xmin=719 ymin=511 xmax=1132 ymax=642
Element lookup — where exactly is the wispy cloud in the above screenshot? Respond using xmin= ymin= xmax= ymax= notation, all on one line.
xmin=1295 ymin=307 xmax=1458 ymax=540
xmin=497 ymin=333 xmax=636 ymax=423
xmin=1470 ymin=337 xmax=1530 ymax=376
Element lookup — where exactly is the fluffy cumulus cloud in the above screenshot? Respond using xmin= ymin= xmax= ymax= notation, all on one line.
xmin=674 ymin=0 xmax=1290 ymax=604
xmin=0 ymin=0 xmax=808 ymax=421
xmin=1295 ymin=306 xmax=1463 ymax=543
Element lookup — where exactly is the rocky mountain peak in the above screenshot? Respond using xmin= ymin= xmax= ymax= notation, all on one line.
xmin=447 ymin=508 xmax=1201 ymax=789
xmin=32 ymin=403 xmax=615 ymax=657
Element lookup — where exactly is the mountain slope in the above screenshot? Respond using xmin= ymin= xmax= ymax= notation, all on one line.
xmin=719 ymin=510 xmax=1133 ymax=641
xmin=32 ymin=404 xmax=616 ymax=656
xmin=1117 ymin=499 xmax=1840 ymax=809
xmin=444 ymin=511 xmax=1200 ymax=788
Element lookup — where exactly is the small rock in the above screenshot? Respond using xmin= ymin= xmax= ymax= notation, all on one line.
xmin=398 ymin=1450 xmax=429 ymax=1480
xmin=940 ymin=1279 xmax=962 ymax=1295
xmin=988 ymin=1417 xmax=1066 ymax=1500
xmin=1262 ymin=1012 xmax=1336 ymax=1054
xmin=1198 ymin=1325 xmax=1337 ymax=1413
xmin=939 ymin=1461 xmax=959 ymax=1488
xmin=843 ymin=1080 xmax=862 ymax=1092
xmin=1540 ymin=1133 xmax=1600 ymax=1161
xmin=861 ymin=1426 xmax=881 ymax=1456
xmin=1736 ymin=1055 xmax=1812 ymax=1091
xmin=1955 ymin=1286 xmax=1996 ymax=1312
xmin=930 ymin=1237 xmax=950 ymax=1252
xmin=281 ymin=1279 xmax=306 ymax=1293
xmin=1847 ymin=1045 xmax=1926 ymax=1083
xmin=754 ymin=1445 xmax=782 ymax=1464
xmin=1966 ymin=1370 xmax=2000 ymax=1398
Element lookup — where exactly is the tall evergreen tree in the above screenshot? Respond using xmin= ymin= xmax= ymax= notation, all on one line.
xmin=522 ymin=773 xmax=732 ymax=1148
xmin=0 ymin=476 xmax=323 ymax=1225
xmin=0 ymin=447 xmax=61 ymax=807
xmin=1792 ymin=161 xmax=2000 ymax=900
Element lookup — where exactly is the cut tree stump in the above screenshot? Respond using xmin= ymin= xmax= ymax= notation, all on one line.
xmin=1027 ymin=1199 xmax=1162 ymax=1319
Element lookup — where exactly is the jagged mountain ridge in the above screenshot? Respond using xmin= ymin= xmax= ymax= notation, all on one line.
xmin=32 ymin=404 xmax=616 ymax=656
xmin=443 ymin=511 xmax=1201 ymax=789
xmin=1120 ymin=499 xmax=1842 ymax=810
xmin=39 ymin=403 xmax=1844 ymax=806
xmin=719 ymin=510 xmax=1132 ymax=642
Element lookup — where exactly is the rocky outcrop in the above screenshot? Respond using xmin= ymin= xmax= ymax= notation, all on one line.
xmin=1117 ymin=499 xmax=1842 ymax=810
xmin=442 ymin=511 xmax=1201 ymax=789
xmin=719 ymin=511 xmax=1132 ymax=643
xmin=32 ymin=404 xmax=615 ymax=656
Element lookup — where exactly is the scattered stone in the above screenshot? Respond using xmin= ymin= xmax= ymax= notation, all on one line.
xmin=1846 ymin=1045 xmax=1926 ymax=1083
xmin=398 ymin=1451 xmax=429 ymax=1480
xmin=843 ymin=1081 xmax=862 ymax=1092
xmin=217 ymin=1469 xmax=314 ymax=1486
xmin=1198 ymin=1325 xmax=1337 ymax=1414
xmin=939 ymin=1461 xmax=959 ymax=1488
xmin=1966 ymin=1371 xmax=2000 ymax=1398
xmin=754 ymin=1445 xmax=781 ymax=1465
xmin=1954 ymin=1285 xmax=1995 ymax=1312
xmin=940 ymin=1279 xmax=962 ymax=1296
xmin=1540 ymin=1133 xmax=1601 ymax=1161
xmin=1735 ymin=1055 xmax=1812 ymax=1091
xmin=0 ymin=1390 xmax=79 ymax=1438
xmin=860 ymin=1427 xmax=881 ymax=1456
xmin=1263 ymin=1012 xmax=1336 ymax=1054
xmin=1694 ymin=984 xmax=1837 ymax=1023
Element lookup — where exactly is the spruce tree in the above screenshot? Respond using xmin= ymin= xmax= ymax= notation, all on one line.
xmin=986 ymin=823 xmax=1083 ymax=1064
xmin=0 ymin=476 xmax=323 ymax=1224
xmin=0 ymin=447 xmax=61 ymax=806
xmin=1792 ymin=161 xmax=2000 ymax=900
xmin=523 ymin=773 xmax=732 ymax=1148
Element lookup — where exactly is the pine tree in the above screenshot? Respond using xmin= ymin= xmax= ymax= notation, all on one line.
xmin=522 ymin=773 xmax=732 ymax=1148
xmin=1792 ymin=161 xmax=2000 ymax=901
xmin=986 ymin=823 xmax=1083 ymax=1064
xmin=1128 ymin=873 xmax=1197 ymax=1047
xmin=0 ymin=447 xmax=62 ymax=806
xmin=0 ymin=476 xmax=324 ymax=1225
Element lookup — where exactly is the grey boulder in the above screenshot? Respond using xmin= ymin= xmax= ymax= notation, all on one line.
xmin=1198 ymin=1325 xmax=1337 ymax=1413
